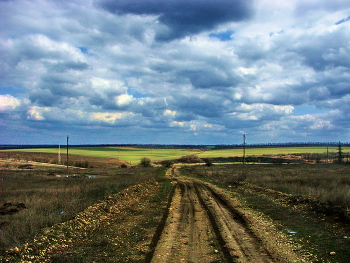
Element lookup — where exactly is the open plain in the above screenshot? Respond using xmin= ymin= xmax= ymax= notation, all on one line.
xmin=1 ymin=148 xmax=350 ymax=262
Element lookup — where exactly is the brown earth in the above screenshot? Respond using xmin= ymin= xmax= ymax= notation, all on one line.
xmin=0 ymin=151 xmax=130 ymax=169
xmin=1 ymin=168 xmax=313 ymax=262
xmin=150 ymin=169 xmax=307 ymax=263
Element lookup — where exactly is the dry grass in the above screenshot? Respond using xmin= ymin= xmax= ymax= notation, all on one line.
xmin=180 ymin=163 xmax=350 ymax=262
xmin=0 ymin=164 xmax=161 ymax=253
xmin=0 ymin=151 xmax=130 ymax=168
xmin=181 ymin=164 xmax=350 ymax=208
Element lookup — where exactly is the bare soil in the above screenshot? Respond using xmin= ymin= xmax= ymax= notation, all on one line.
xmin=150 ymin=169 xmax=307 ymax=263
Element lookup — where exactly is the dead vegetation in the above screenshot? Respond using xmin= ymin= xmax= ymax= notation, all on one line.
xmin=0 ymin=158 xmax=162 ymax=253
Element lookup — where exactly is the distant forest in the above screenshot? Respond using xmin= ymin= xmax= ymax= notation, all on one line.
xmin=1 ymin=142 xmax=349 ymax=150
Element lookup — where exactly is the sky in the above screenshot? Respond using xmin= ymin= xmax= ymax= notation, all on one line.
xmin=1 ymin=0 xmax=350 ymax=145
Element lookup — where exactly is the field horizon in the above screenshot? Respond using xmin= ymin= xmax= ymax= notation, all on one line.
xmin=2 ymin=145 xmax=350 ymax=164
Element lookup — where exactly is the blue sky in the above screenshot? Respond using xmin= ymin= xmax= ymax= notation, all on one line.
xmin=1 ymin=0 xmax=350 ymax=145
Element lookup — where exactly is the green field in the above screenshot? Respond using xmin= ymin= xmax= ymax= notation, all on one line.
xmin=5 ymin=146 xmax=349 ymax=164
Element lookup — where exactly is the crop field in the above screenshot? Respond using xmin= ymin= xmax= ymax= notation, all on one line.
xmin=5 ymin=147 xmax=197 ymax=164
xmin=5 ymin=146 xmax=350 ymax=164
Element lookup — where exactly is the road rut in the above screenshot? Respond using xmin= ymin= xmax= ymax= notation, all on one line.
xmin=150 ymin=170 xmax=304 ymax=262
xmin=149 ymin=168 xmax=308 ymax=263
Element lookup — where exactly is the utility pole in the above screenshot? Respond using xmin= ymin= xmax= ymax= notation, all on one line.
xmin=58 ymin=144 xmax=61 ymax=164
xmin=66 ymin=135 xmax=69 ymax=169
xmin=243 ymin=134 xmax=246 ymax=165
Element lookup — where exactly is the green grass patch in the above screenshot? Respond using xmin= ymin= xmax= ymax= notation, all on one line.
xmin=197 ymin=146 xmax=350 ymax=158
xmin=5 ymin=148 xmax=197 ymax=164
xmin=6 ymin=146 xmax=350 ymax=164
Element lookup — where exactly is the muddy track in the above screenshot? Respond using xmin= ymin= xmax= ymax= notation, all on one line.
xmin=149 ymin=173 xmax=303 ymax=262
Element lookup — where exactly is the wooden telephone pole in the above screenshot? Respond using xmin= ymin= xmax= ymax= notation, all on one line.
xmin=243 ymin=134 xmax=246 ymax=164
xmin=66 ymin=135 xmax=69 ymax=169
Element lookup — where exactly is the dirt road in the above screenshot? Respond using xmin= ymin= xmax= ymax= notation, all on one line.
xmin=150 ymin=169 xmax=304 ymax=263
xmin=1 ymin=168 xmax=308 ymax=262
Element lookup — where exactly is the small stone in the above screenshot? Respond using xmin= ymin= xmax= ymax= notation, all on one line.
xmin=330 ymin=251 xmax=336 ymax=256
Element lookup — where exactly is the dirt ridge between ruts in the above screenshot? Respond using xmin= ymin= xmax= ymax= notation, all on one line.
xmin=189 ymin=177 xmax=309 ymax=262
xmin=1 ymin=180 xmax=160 ymax=263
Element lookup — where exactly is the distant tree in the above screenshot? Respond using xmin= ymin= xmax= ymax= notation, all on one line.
xmin=140 ymin=157 xmax=152 ymax=167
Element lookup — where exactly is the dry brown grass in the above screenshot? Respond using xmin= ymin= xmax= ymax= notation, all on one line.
xmin=0 ymin=151 xmax=130 ymax=168
xmin=0 ymin=163 xmax=161 ymax=253
xmin=181 ymin=164 xmax=350 ymax=208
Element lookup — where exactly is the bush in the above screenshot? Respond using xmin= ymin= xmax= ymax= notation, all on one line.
xmin=178 ymin=155 xmax=203 ymax=163
xmin=203 ymin=158 xmax=213 ymax=166
xmin=139 ymin=157 xmax=152 ymax=167
xmin=157 ymin=160 xmax=174 ymax=168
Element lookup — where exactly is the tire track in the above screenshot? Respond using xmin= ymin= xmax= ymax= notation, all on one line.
xmin=194 ymin=182 xmax=273 ymax=262
xmin=150 ymin=177 xmax=277 ymax=263
xmin=150 ymin=180 xmax=223 ymax=262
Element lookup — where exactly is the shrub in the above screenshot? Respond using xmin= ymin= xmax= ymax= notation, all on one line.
xmin=139 ymin=157 xmax=152 ymax=167
xmin=157 ymin=160 xmax=174 ymax=168
xmin=203 ymin=158 xmax=213 ymax=166
xmin=178 ymin=155 xmax=203 ymax=163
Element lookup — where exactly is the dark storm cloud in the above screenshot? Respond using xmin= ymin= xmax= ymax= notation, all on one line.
xmin=97 ymin=0 xmax=254 ymax=41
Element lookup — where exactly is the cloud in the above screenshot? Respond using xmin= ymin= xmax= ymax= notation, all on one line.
xmin=0 ymin=94 xmax=20 ymax=111
xmin=295 ymin=0 xmax=350 ymax=16
xmin=91 ymin=112 xmax=129 ymax=124
xmin=97 ymin=0 xmax=254 ymax=41
xmin=115 ymin=94 xmax=134 ymax=107
xmin=1 ymin=0 xmax=350 ymax=144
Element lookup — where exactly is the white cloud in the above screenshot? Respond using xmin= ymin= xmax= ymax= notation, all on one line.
xmin=27 ymin=106 xmax=46 ymax=120
xmin=163 ymin=109 xmax=176 ymax=116
xmin=91 ymin=112 xmax=127 ymax=124
xmin=115 ymin=94 xmax=134 ymax=107
xmin=0 ymin=95 xmax=20 ymax=111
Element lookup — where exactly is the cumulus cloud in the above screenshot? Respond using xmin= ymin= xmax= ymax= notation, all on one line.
xmin=0 ymin=95 xmax=20 ymax=111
